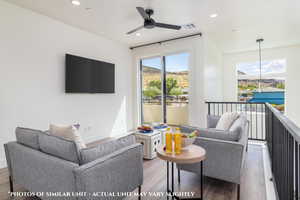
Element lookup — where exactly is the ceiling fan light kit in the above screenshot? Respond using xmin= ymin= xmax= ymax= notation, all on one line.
xmin=71 ymin=0 xmax=80 ymax=6
xmin=127 ymin=7 xmax=182 ymax=35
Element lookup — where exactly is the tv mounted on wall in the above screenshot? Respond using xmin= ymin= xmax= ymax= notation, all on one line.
xmin=65 ymin=54 xmax=115 ymax=93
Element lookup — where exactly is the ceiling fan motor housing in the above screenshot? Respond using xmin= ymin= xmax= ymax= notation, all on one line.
xmin=145 ymin=9 xmax=154 ymax=16
xmin=126 ymin=7 xmax=181 ymax=34
xmin=144 ymin=19 xmax=156 ymax=29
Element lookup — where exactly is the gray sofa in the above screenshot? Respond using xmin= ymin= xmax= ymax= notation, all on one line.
xmin=4 ymin=127 xmax=143 ymax=200
xmin=178 ymin=114 xmax=249 ymax=200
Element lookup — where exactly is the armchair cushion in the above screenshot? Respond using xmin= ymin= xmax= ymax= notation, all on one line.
xmin=230 ymin=114 xmax=247 ymax=132
xmin=216 ymin=112 xmax=240 ymax=130
xmin=80 ymin=135 xmax=136 ymax=164
xmin=178 ymin=137 xmax=244 ymax=184
xmin=207 ymin=115 xmax=221 ymax=128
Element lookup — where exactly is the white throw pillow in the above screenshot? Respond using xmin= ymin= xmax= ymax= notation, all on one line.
xmin=216 ymin=112 xmax=240 ymax=131
xmin=49 ymin=124 xmax=86 ymax=149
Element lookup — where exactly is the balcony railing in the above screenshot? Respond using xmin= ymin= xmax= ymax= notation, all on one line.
xmin=206 ymin=101 xmax=300 ymax=200
xmin=265 ymin=103 xmax=299 ymax=200
xmin=206 ymin=101 xmax=266 ymax=140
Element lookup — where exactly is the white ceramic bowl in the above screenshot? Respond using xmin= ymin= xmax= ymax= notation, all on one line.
xmin=182 ymin=137 xmax=196 ymax=149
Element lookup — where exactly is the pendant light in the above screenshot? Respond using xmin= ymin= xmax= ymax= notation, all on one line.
xmin=256 ymin=38 xmax=264 ymax=92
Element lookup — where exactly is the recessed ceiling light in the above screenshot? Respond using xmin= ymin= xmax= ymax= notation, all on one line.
xmin=210 ymin=13 xmax=218 ymax=18
xmin=71 ymin=0 xmax=80 ymax=6
xmin=136 ymin=32 xmax=141 ymax=37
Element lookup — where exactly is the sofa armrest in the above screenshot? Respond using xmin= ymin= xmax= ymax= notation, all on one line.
xmin=193 ymin=137 xmax=245 ymax=184
xmin=74 ymin=143 xmax=143 ymax=199
xmin=5 ymin=142 xmax=78 ymax=196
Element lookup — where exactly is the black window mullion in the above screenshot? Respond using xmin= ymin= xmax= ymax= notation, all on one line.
xmin=139 ymin=59 xmax=144 ymax=125
xmin=162 ymin=56 xmax=167 ymax=124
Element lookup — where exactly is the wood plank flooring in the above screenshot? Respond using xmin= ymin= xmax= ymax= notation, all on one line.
xmin=0 ymin=144 xmax=266 ymax=200
xmin=126 ymin=144 xmax=266 ymax=200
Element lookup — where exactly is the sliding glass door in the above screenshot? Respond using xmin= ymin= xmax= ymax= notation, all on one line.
xmin=165 ymin=53 xmax=189 ymax=125
xmin=140 ymin=52 xmax=189 ymax=126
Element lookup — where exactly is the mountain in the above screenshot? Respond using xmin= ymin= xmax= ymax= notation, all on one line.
xmin=238 ymin=70 xmax=247 ymax=75
xmin=143 ymin=65 xmax=188 ymax=75
xmin=142 ymin=66 xmax=161 ymax=73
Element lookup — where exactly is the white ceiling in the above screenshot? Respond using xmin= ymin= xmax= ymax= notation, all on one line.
xmin=5 ymin=0 xmax=300 ymax=52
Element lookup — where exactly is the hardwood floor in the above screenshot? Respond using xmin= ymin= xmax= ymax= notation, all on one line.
xmin=0 ymin=144 xmax=266 ymax=200
xmin=126 ymin=144 xmax=266 ymax=200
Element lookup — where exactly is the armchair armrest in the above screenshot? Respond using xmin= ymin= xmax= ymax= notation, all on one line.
xmin=197 ymin=128 xmax=241 ymax=142
xmin=180 ymin=125 xmax=241 ymax=142
xmin=74 ymin=143 xmax=143 ymax=199
xmin=193 ymin=137 xmax=244 ymax=184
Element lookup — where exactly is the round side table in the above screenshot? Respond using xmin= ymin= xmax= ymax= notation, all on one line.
xmin=157 ymin=145 xmax=206 ymax=200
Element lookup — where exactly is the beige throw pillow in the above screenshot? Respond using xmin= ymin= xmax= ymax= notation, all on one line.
xmin=216 ymin=112 xmax=240 ymax=131
xmin=49 ymin=124 xmax=86 ymax=149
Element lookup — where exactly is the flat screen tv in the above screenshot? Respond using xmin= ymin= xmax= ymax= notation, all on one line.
xmin=65 ymin=54 xmax=115 ymax=93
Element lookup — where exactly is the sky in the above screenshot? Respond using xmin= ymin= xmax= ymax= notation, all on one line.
xmin=142 ymin=52 xmax=189 ymax=72
xmin=237 ymin=59 xmax=286 ymax=75
xmin=142 ymin=54 xmax=286 ymax=74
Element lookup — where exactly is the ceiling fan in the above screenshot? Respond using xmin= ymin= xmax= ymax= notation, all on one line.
xmin=127 ymin=7 xmax=181 ymax=35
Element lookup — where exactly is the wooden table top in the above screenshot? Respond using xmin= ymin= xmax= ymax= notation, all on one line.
xmin=156 ymin=144 xmax=206 ymax=164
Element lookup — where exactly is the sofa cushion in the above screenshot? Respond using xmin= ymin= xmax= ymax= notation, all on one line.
xmin=15 ymin=127 xmax=43 ymax=150
xmin=216 ymin=112 xmax=240 ymax=130
xmin=49 ymin=124 xmax=86 ymax=149
xmin=39 ymin=133 xmax=80 ymax=164
xmin=80 ymin=135 xmax=136 ymax=164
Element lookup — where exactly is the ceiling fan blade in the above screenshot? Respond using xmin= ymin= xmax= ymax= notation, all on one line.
xmin=126 ymin=25 xmax=144 ymax=35
xmin=136 ymin=7 xmax=149 ymax=19
xmin=155 ymin=23 xmax=181 ymax=30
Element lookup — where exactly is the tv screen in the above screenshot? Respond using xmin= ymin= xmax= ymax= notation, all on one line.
xmin=65 ymin=54 xmax=115 ymax=93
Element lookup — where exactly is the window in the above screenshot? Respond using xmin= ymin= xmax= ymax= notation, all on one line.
xmin=237 ymin=59 xmax=286 ymax=111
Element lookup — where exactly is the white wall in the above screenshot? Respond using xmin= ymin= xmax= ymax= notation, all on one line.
xmin=203 ymin=37 xmax=223 ymax=101
xmin=131 ymin=36 xmax=223 ymax=128
xmin=222 ymin=44 xmax=300 ymax=125
xmin=0 ymin=1 xmax=134 ymax=168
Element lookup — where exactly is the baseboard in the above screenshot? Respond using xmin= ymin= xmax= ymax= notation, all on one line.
xmin=262 ymin=144 xmax=277 ymax=200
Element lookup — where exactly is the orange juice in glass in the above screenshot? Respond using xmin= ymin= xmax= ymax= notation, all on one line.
xmin=165 ymin=128 xmax=173 ymax=154
xmin=174 ymin=127 xmax=182 ymax=154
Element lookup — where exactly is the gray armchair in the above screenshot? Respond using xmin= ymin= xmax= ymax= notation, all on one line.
xmin=177 ymin=114 xmax=249 ymax=200
xmin=4 ymin=127 xmax=143 ymax=200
